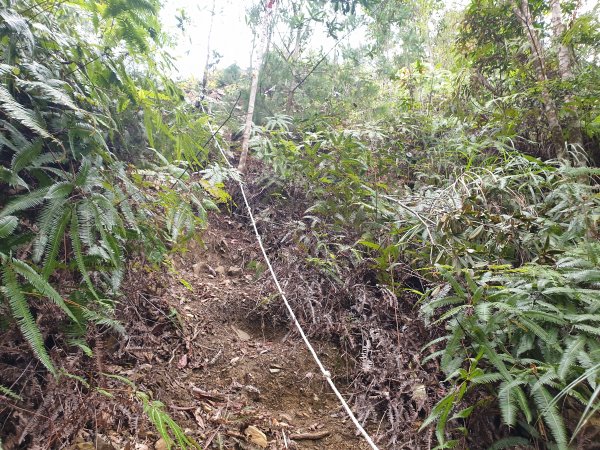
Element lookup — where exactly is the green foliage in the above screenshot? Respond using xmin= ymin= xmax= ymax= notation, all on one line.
xmin=0 ymin=0 xmax=223 ymax=375
xmin=250 ymin=92 xmax=600 ymax=447
xmin=137 ymin=392 xmax=201 ymax=450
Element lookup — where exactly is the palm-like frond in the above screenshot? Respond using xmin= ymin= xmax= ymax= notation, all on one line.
xmin=0 ymin=85 xmax=50 ymax=138
xmin=1 ymin=260 xmax=56 ymax=375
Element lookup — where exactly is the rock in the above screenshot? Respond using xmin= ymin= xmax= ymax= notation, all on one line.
xmin=193 ymin=262 xmax=216 ymax=276
xmin=154 ymin=438 xmax=168 ymax=450
xmin=244 ymin=384 xmax=261 ymax=401
xmin=215 ymin=265 xmax=226 ymax=276
xmin=227 ymin=266 xmax=243 ymax=276
xmin=231 ymin=325 xmax=251 ymax=341
xmin=411 ymin=384 xmax=427 ymax=403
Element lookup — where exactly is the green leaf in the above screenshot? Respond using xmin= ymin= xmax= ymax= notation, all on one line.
xmin=11 ymin=139 xmax=42 ymax=173
xmin=532 ymin=386 xmax=569 ymax=449
xmin=1 ymin=262 xmax=56 ymax=375
xmin=11 ymin=258 xmax=78 ymax=322
xmin=0 ymin=86 xmax=50 ymax=139
xmin=44 ymin=182 xmax=74 ymax=200
xmin=0 ymin=216 xmax=18 ymax=238
xmin=0 ymin=186 xmax=50 ymax=218
xmin=558 ymin=337 xmax=586 ymax=381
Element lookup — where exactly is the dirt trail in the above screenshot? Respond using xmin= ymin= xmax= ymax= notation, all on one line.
xmin=137 ymin=215 xmax=371 ymax=450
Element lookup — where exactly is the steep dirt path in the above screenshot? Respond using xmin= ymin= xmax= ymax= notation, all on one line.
xmin=139 ymin=215 xmax=370 ymax=450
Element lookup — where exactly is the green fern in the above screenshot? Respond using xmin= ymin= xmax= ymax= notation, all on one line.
xmin=0 ymin=85 xmax=50 ymax=138
xmin=136 ymin=391 xmax=200 ymax=450
xmin=0 ymin=383 xmax=21 ymax=401
xmin=0 ymin=186 xmax=50 ymax=218
xmin=0 ymin=216 xmax=18 ymax=237
xmin=532 ymin=386 xmax=568 ymax=449
xmin=10 ymin=258 xmax=77 ymax=322
xmin=1 ymin=260 xmax=56 ymax=375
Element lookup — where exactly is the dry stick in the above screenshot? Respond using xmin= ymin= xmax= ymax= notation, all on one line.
xmin=289 ymin=430 xmax=331 ymax=440
xmin=199 ymin=103 xmax=380 ymax=450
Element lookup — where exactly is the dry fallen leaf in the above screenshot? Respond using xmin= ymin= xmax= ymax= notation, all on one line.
xmin=194 ymin=407 xmax=205 ymax=429
xmin=177 ymin=354 xmax=188 ymax=369
xmin=231 ymin=325 xmax=251 ymax=341
xmin=245 ymin=425 xmax=268 ymax=448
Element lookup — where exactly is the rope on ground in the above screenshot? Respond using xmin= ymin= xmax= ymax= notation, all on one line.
xmin=200 ymin=106 xmax=380 ymax=450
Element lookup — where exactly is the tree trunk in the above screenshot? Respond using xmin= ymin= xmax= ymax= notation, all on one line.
xmin=202 ymin=0 xmax=216 ymax=92
xmin=285 ymin=12 xmax=304 ymax=114
xmin=549 ymin=0 xmax=584 ymax=162
xmin=238 ymin=2 xmax=277 ymax=174
xmin=513 ymin=0 xmax=566 ymax=160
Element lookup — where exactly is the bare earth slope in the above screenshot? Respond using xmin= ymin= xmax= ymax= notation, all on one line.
xmin=151 ymin=215 xmax=370 ymax=450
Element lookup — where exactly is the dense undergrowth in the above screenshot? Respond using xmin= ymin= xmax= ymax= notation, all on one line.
xmin=217 ymin=1 xmax=600 ymax=446
xmin=0 ymin=1 xmax=228 ymax=447
xmin=1 ymin=0 xmax=600 ymax=449
xmin=243 ymin=111 xmax=600 ymax=448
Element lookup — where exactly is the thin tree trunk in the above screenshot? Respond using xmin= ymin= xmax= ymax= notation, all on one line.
xmin=513 ymin=0 xmax=566 ymax=160
xmin=238 ymin=2 xmax=277 ymax=174
xmin=550 ymin=0 xmax=584 ymax=161
xmin=285 ymin=26 xmax=303 ymax=114
xmin=202 ymin=0 xmax=216 ymax=92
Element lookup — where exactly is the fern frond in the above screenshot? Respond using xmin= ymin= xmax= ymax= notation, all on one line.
xmin=0 ymin=383 xmax=21 ymax=401
xmin=80 ymin=306 xmax=125 ymax=335
xmin=471 ymin=372 xmax=505 ymax=384
xmin=10 ymin=258 xmax=77 ymax=322
xmin=0 ymin=186 xmax=50 ymax=218
xmin=532 ymin=386 xmax=569 ymax=449
xmin=10 ymin=138 xmax=42 ymax=173
xmin=0 ymin=86 xmax=50 ymax=139
xmin=17 ymin=80 xmax=79 ymax=110
xmin=76 ymin=200 xmax=96 ymax=247
xmin=0 ymin=9 xmax=34 ymax=52
xmin=70 ymin=211 xmax=98 ymax=298
xmin=41 ymin=206 xmax=71 ymax=278
xmin=558 ymin=338 xmax=586 ymax=381
xmin=499 ymin=379 xmax=526 ymax=426
xmin=0 ymin=216 xmax=18 ymax=238
xmin=1 ymin=261 xmax=56 ymax=375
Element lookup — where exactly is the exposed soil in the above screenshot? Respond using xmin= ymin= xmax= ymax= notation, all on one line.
xmin=1 ymin=213 xmax=372 ymax=449
xmin=143 ymin=215 xmax=371 ymax=450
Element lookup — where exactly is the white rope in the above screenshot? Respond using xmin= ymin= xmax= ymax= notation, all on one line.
xmin=201 ymin=107 xmax=380 ymax=450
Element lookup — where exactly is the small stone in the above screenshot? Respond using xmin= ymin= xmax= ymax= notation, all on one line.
xmin=231 ymin=325 xmax=251 ymax=341
xmin=215 ymin=265 xmax=226 ymax=276
xmin=244 ymin=384 xmax=261 ymax=401
xmin=227 ymin=266 xmax=243 ymax=276
xmin=154 ymin=438 xmax=168 ymax=450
